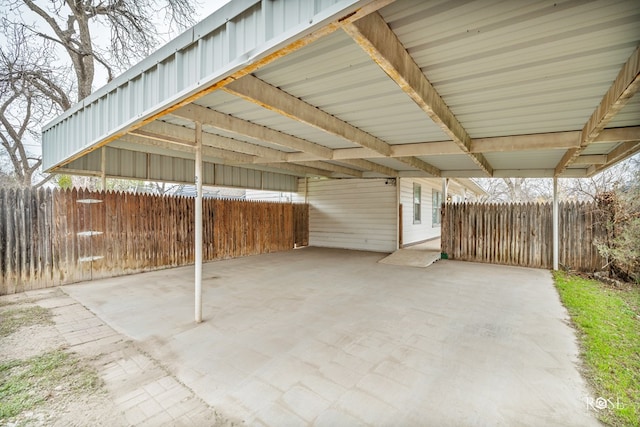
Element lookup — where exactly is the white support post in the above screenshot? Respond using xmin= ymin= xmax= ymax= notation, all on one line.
xmin=553 ymin=177 xmax=559 ymax=271
xmin=442 ymin=178 xmax=449 ymax=202
xmin=101 ymin=147 xmax=107 ymax=191
xmin=304 ymin=177 xmax=308 ymax=204
xmin=195 ymin=122 xmax=203 ymax=323
xmin=396 ymin=177 xmax=400 ymax=250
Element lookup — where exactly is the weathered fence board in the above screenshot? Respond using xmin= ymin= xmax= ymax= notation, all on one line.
xmin=0 ymin=188 xmax=309 ymax=295
xmin=442 ymin=201 xmax=605 ymax=271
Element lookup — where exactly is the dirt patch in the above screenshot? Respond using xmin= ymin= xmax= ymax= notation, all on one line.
xmin=1 ymin=288 xmax=237 ymax=426
xmin=0 ymin=291 xmax=126 ymax=427
xmin=1 ymin=324 xmax=66 ymax=361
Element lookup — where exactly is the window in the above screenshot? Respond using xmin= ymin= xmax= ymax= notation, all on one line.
xmin=413 ymin=183 xmax=421 ymax=224
xmin=432 ymin=190 xmax=442 ymax=226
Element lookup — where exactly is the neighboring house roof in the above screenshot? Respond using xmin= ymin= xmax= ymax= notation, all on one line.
xmin=454 ymin=179 xmax=486 ymax=197
xmin=176 ymin=186 xmax=246 ymax=199
xmin=42 ymin=0 xmax=640 ymax=191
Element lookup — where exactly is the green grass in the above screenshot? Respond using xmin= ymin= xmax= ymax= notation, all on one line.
xmin=0 ymin=350 xmax=102 ymax=420
xmin=0 ymin=306 xmax=53 ymax=337
xmin=554 ymin=271 xmax=640 ymax=426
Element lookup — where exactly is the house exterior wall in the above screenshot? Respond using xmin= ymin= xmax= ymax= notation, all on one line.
xmin=400 ymin=178 xmax=439 ymax=246
xmin=300 ymin=178 xmax=397 ymax=252
xmin=400 ymin=178 xmax=467 ymax=247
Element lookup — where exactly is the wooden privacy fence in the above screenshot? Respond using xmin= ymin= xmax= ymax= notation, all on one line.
xmin=0 ymin=188 xmax=309 ymax=295
xmin=441 ymin=201 xmax=605 ymax=271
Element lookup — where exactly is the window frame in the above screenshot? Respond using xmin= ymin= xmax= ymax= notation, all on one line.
xmin=413 ymin=183 xmax=421 ymax=224
xmin=432 ymin=189 xmax=442 ymax=227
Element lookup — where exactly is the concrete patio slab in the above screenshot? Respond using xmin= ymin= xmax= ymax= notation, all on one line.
xmin=63 ymin=247 xmax=599 ymax=426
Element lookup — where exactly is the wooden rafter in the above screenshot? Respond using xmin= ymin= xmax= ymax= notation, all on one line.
xmin=171 ymin=104 xmax=332 ymax=159
xmin=224 ymin=75 xmax=441 ymax=177
xmin=555 ymin=45 xmax=640 ymax=176
xmin=135 ymin=121 xmax=287 ymax=161
xmin=288 ymin=126 xmax=640 ymax=160
xmin=258 ymin=162 xmax=339 ymax=177
xmin=122 ymin=133 xmax=338 ymax=178
xmin=292 ymin=161 xmax=363 ymax=177
xmin=589 ymin=141 xmax=640 ymax=176
xmin=339 ymin=158 xmax=397 ymax=176
xmin=122 ymin=133 xmax=256 ymax=164
xmin=129 ymin=122 xmax=364 ymax=177
xmin=343 ymin=11 xmax=492 ymax=176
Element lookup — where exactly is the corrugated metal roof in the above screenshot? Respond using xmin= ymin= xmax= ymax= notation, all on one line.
xmin=196 ymin=90 xmax=359 ymax=149
xmin=254 ymin=31 xmax=449 ymax=143
xmin=581 ymin=142 xmax=620 ymax=156
xmin=42 ymin=0 xmax=640 ymax=185
xmin=416 ymin=154 xmax=482 ymax=171
xmin=483 ymin=150 xmax=566 ymax=170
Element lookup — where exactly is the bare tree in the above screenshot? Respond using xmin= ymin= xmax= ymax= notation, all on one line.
xmin=0 ymin=0 xmax=196 ymax=187
xmin=474 ymin=155 xmax=639 ymax=204
xmin=474 ymin=178 xmax=551 ymax=203
xmin=560 ymin=154 xmax=640 ymax=201
xmin=4 ymin=0 xmax=196 ymax=100
xmin=0 ymin=26 xmax=70 ymax=187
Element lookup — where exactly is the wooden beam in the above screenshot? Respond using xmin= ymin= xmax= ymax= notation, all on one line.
xmin=562 ymin=169 xmax=590 ymax=178
xmin=607 ymin=141 xmax=639 ymax=164
xmin=134 ymin=121 xmax=367 ymax=177
xmin=339 ymin=158 xmax=397 ymax=176
xmin=293 ymin=161 xmax=363 ymax=177
xmin=595 ymin=126 xmax=640 ymax=143
xmin=572 ymin=155 xmax=607 ymax=165
xmin=287 ymin=127 xmax=640 ymax=160
xmin=555 ymin=46 xmax=640 ymax=175
xmin=395 ymin=156 xmax=440 ymax=176
xmin=225 ymin=75 xmax=391 ymax=154
xmin=332 ymin=147 xmax=381 ymax=160
xmin=492 ymin=169 xmax=556 ymax=178
xmin=344 ymin=12 xmax=492 ymax=176
xmin=392 ymin=141 xmax=461 ymax=156
xmin=122 ymin=133 xmax=334 ymax=177
xmin=136 ymin=121 xmax=288 ymax=161
xmin=224 ymin=74 xmax=441 ymax=176
xmin=123 ymin=133 xmax=256 ymax=164
xmin=260 ymin=163 xmax=336 ymax=177
xmin=590 ymin=141 xmax=640 ymax=176
xmin=172 ymin=104 xmax=333 ymax=159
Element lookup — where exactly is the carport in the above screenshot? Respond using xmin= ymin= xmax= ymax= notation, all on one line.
xmin=42 ymin=0 xmax=640 ymax=321
xmin=63 ymin=248 xmax=600 ymax=425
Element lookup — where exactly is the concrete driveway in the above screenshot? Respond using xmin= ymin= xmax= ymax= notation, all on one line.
xmin=64 ymin=247 xmax=599 ymax=426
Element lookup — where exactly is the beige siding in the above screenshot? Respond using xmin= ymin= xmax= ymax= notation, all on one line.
xmin=300 ymin=179 xmax=397 ymax=252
